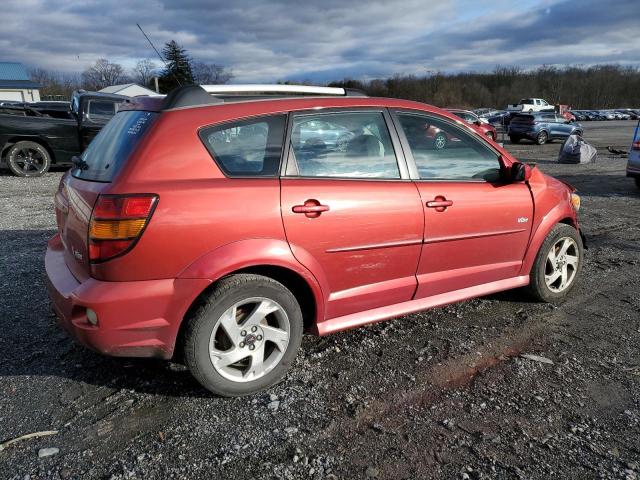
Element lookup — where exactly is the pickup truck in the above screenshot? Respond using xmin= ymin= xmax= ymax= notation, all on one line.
xmin=507 ymin=98 xmax=555 ymax=113
xmin=0 ymin=90 xmax=130 ymax=177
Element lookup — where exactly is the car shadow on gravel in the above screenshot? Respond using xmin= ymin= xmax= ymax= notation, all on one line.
xmin=0 ymin=228 xmax=214 ymax=398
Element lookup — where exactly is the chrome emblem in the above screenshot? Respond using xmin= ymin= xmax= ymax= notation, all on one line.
xmin=517 ymin=217 xmax=529 ymax=223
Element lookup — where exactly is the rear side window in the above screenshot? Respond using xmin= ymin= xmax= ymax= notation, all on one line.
xmin=72 ymin=111 xmax=157 ymax=182
xmin=287 ymin=111 xmax=400 ymax=179
xmin=199 ymin=115 xmax=286 ymax=177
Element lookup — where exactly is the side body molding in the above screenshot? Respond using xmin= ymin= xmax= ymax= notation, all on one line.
xmin=177 ymin=238 xmax=328 ymax=327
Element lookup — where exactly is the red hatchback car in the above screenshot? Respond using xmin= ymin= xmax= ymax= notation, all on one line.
xmin=447 ymin=108 xmax=498 ymax=141
xmin=46 ymin=85 xmax=584 ymax=396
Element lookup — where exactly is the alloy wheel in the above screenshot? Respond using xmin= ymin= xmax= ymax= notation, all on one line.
xmin=12 ymin=146 xmax=47 ymax=174
xmin=208 ymin=297 xmax=290 ymax=382
xmin=544 ymin=237 xmax=579 ymax=293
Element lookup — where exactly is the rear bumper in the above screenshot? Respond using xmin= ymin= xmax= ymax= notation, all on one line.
xmin=508 ymin=127 xmax=538 ymax=139
xmin=45 ymin=234 xmax=210 ymax=359
xmin=627 ymin=156 xmax=640 ymax=177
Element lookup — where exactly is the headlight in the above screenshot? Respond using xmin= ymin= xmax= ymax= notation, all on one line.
xmin=570 ymin=193 xmax=581 ymax=211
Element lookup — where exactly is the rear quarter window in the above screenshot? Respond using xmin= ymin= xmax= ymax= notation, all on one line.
xmin=199 ymin=115 xmax=286 ymax=177
xmin=72 ymin=110 xmax=157 ymax=182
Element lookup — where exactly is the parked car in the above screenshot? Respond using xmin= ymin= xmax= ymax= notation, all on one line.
xmin=446 ymin=108 xmax=497 ymax=140
xmin=0 ymin=90 xmax=130 ymax=177
xmin=46 ymin=84 xmax=585 ymax=396
xmin=473 ymin=107 xmax=499 ymax=118
xmin=486 ymin=110 xmax=514 ymax=128
xmin=614 ymin=110 xmax=632 ymax=120
xmin=507 ymin=98 xmax=555 ymax=113
xmin=588 ymin=111 xmax=607 ymax=121
xmin=570 ymin=111 xmax=587 ymax=121
xmin=626 ymin=119 xmax=640 ymax=189
xmin=508 ymin=112 xmax=583 ymax=145
xmin=597 ymin=110 xmax=616 ymax=120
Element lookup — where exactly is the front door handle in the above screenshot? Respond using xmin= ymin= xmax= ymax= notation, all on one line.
xmin=426 ymin=196 xmax=453 ymax=212
xmin=292 ymin=199 xmax=330 ymax=218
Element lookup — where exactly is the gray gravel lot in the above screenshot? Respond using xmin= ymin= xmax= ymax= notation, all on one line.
xmin=1 ymin=121 xmax=639 ymax=479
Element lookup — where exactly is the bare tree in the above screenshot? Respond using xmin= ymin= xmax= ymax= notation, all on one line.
xmin=81 ymin=58 xmax=125 ymax=90
xmin=192 ymin=61 xmax=233 ymax=85
xmin=29 ymin=67 xmax=82 ymax=100
xmin=132 ymin=59 xmax=157 ymax=87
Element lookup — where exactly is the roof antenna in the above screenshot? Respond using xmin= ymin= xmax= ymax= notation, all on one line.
xmin=136 ymin=23 xmax=182 ymax=87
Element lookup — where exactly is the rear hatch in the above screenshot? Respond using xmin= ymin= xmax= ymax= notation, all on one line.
xmin=53 ymin=110 xmax=157 ymax=281
xmin=509 ymin=114 xmax=535 ymax=131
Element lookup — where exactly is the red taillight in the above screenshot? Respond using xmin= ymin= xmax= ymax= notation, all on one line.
xmin=632 ymin=141 xmax=640 ymax=151
xmin=89 ymin=194 xmax=158 ymax=263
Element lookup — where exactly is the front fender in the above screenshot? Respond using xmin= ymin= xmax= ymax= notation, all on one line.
xmin=177 ymin=238 xmax=327 ymax=323
xmin=520 ymin=202 xmax=576 ymax=275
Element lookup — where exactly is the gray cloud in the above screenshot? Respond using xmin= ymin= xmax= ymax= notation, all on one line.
xmin=0 ymin=0 xmax=637 ymax=82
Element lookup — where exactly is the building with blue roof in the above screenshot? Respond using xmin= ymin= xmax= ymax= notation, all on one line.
xmin=0 ymin=61 xmax=41 ymax=102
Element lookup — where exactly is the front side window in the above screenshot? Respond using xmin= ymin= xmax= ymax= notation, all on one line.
xmin=396 ymin=113 xmax=501 ymax=182
xmin=288 ymin=111 xmax=400 ymax=178
xmin=200 ymin=115 xmax=286 ymax=177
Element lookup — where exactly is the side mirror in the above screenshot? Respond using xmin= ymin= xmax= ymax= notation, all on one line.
xmin=510 ymin=161 xmax=531 ymax=182
xmin=474 ymin=120 xmax=482 ymax=126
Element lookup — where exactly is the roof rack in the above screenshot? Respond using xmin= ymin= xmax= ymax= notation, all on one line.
xmin=161 ymin=84 xmax=367 ymax=110
xmin=201 ymin=84 xmax=355 ymax=96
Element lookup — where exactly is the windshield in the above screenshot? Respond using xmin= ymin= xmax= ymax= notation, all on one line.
xmin=72 ymin=110 xmax=157 ymax=182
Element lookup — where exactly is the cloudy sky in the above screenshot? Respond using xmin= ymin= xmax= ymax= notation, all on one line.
xmin=0 ymin=0 xmax=637 ymax=82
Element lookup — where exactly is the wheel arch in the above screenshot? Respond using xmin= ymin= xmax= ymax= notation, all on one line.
xmin=172 ymin=239 xmax=327 ymax=360
xmin=520 ymin=208 xmax=577 ymax=275
xmin=2 ymin=136 xmax=56 ymax=164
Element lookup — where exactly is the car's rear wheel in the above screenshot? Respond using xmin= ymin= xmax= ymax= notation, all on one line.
xmin=536 ymin=131 xmax=548 ymax=145
xmin=184 ymin=274 xmax=303 ymax=397
xmin=635 ymin=177 xmax=640 ymax=189
xmin=7 ymin=141 xmax=51 ymax=177
xmin=509 ymin=135 xmax=521 ymax=144
xmin=485 ymin=131 xmax=495 ymax=141
xmin=526 ymin=224 xmax=583 ymax=303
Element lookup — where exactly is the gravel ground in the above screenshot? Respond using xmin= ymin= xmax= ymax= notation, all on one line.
xmin=1 ymin=121 xmax=639 ymax=480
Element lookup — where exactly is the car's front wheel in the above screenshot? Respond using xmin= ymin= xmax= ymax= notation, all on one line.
xmin=509 ymin=135 xmax=521 ymax=144
xmin=526 ymin=224 xmax=583 ymax=303
xmin=184 ymin=274 xmax=303 ymax=397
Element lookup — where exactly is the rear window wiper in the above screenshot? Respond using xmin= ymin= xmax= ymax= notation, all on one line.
xmin=72 ymin=155 xmax=89 ymax=170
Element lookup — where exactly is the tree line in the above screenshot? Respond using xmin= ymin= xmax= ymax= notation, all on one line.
xmin=30 ymin=40 xmax=232 ymax=100
xmin=31 ymin=50 xmax=640 ymax=109
xmin=329 ymin=65 xmax=640 ymax=109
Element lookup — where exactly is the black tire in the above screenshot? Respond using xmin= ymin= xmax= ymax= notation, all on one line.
xmin=536 ymin=130 xmax=548 ymax=145
xmin=635 ymin=177 xmax=640 ymax=190
xmin=509 ymin=135 xmax=521 ymax=144
xmin=526 ymin=224 xmax=583 ymax=303
xmin=7 ymin=141 xmax=51 ymax=177
xmin=433 ymin=132 xmax=447 ymax=150
xmin=183 ymin=274 xmax=303 ymax=397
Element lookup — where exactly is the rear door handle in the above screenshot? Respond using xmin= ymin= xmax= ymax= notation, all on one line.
xmin=292 ymin=199 xmax=330 ymax=218
xmin=426 ymin=196 xmax=453 ymax=212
